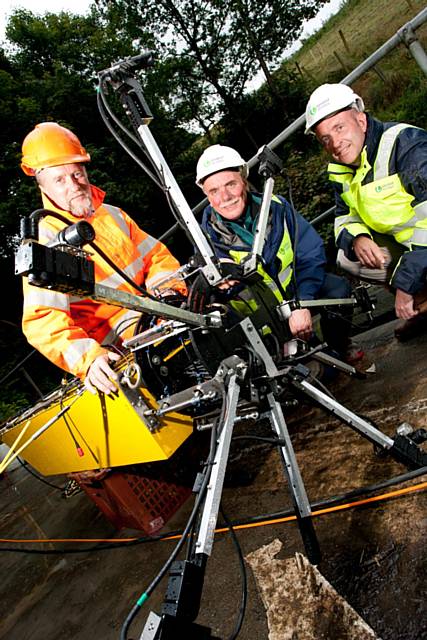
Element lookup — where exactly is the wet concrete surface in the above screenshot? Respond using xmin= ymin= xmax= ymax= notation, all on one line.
xmin=0 ymin=301 xmax=426 ymax=640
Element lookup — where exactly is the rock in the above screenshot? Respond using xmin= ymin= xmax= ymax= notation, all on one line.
xmin=246 ymin=538 xmax=381 ymax=640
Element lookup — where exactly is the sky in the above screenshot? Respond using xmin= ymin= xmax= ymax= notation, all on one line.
xmin=1 ymin=0 xmax=343 ymax=51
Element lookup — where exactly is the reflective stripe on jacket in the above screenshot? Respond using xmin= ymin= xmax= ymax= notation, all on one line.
xmin=22 ymin=185 xmax=186 ymax=379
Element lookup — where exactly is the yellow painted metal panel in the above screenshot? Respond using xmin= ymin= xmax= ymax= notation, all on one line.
xmin=0 ymin=358 xmax=193 ymax=476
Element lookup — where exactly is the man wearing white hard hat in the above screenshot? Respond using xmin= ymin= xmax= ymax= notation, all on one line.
xmin=305 ymin=83 xmax=427 ymax=340
xmin=195 ymin=144 xmax=361 ymax=361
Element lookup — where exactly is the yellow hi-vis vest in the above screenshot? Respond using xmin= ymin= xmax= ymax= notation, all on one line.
xmin=228 ymin=195 xmax=294 ymax=312
xmin=329 ymin=124 xmax=427 ymax=249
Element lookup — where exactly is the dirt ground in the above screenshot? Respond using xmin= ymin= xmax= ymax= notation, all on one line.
xmin=0 ymin=315 xmax=426 ymax=640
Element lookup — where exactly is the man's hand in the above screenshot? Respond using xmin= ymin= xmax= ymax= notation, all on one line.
xmin=353 ymin=236 xmax=385 ymax=268
xmin=395 ymin=288 xmax=419 ymax=320
xmin=288 ymin=308 xmax=313 ymax=340
xmin=217 ymin=258 xmax=241 ymax=290
xmin=84 ymin=352 xmax=121 ymax=395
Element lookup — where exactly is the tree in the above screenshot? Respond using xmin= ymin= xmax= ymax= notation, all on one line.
xmin=94 ymin=0 xmax=329 ymax=135
xmin=0 ymin=8 xmax=198 ymax=251
xmin=229 ymin=0 xmax=328 ymax=96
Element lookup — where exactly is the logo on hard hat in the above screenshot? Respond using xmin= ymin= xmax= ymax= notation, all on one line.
xmin=375 ymin=186 xmax=382 ymax=193
xmin=204 ymin=155 xmax=222 ymax=167
xmin=309 ymin=106 xmax=317 ymax=116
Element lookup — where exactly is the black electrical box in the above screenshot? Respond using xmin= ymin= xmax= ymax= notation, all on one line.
xmin=15 ymin=241 xmax=95 ymax=296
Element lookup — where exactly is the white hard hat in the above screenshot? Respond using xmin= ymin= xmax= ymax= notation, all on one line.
xmin=305 ymin=84 xmax=364 ymax=134
xmin=196 ymin=144 xmax=248 ymax=187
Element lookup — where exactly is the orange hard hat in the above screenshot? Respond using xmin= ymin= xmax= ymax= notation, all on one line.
xmin=21 ymin=122 xmax=91 ymax=176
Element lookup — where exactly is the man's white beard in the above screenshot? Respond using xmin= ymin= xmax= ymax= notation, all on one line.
xmin=69 ymin=194 xmax=94 ymax=218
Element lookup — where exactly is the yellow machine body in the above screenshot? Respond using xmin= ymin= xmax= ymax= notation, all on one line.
xmin=0 ymin=356 xmax=193 ymax=476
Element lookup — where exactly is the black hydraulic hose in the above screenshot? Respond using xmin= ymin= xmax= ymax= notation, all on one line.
xmin=230 ymin=465 xmax=427 ymax=528
xmin=96 ymin=85 xmax=164 ymax=189
xmin=97 ymin=76 xmax=182 ymax=229
xmin=97 ymin=80 xmax=151 ymax=158
xmin=0 ymin=467 xmax=425 ymax=556
xmin=220 ymin=506 xmax=248 ymax=640
xmin=87 ymin=239 xmax=158 ymax=301
xmin=17 ymin=457 xmax=63 ymax=491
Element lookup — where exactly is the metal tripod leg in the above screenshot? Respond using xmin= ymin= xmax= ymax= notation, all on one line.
xmin=289 ymin=374 xmax=427 ymax=469
xmin=266 ymin=391 xmax=321 ymax=565
xmin=195 ymin=365 xmax=242 ymax=557
xmin=140 ymin=358 xmax=245 ymax=640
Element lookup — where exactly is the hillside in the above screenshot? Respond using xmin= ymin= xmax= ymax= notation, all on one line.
xmin=294 ymin=0 xmax=426 ymax=98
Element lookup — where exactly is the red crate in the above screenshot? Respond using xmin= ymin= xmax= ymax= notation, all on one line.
xmin=77 ymin=434 xmax=207 ymax=535
xmin=79 ymin=470 xmax=192 ymax=535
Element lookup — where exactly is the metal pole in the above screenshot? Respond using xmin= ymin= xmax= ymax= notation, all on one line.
xmin=161 ymin=7 xmax=427 ymax=240
xmin=398 ymin=23 xmax=427 ymax=77
xmin=310 ymin=205 xmax=336 ymax=226
xmin=137 ymin=124 xmax=223 ymax=285
xmin=257 ymin=7 xmax=427 ymax=157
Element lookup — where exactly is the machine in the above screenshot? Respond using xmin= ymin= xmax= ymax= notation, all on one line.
xmin=5 ymin=50 xmax=427 ymax=639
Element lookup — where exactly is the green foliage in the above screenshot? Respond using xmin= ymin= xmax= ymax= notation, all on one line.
xmin=0 ymin=8 xmax=200 ymax=242
xmin=0 ymin=393 xmax=29 ymax=424
xmin=95 ymin=0 xmax=330 ymax=133
xmin=361 ymin=67 xmax=427 ymax=130
xmin=0 ymin=327 xmax=61 ymax=424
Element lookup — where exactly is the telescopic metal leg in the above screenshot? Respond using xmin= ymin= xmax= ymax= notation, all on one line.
xmin=140 ymin=358 xmax=245 ymax=640
xmin=266 ymin=391 xmax=321 ymax=565
xmin=289 ymin=372 xmax=427 ymax=469
xmin=195 ymin=367 xmax=243 ymax=557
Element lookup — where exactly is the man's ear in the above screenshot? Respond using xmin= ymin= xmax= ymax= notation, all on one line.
xmin=356 ymin=111 xmax=368 ymax=133
xmin=37 ymin=183 xmax=47 ymax=197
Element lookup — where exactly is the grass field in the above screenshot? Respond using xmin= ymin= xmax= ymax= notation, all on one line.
xmin=293 ymin=0 xmax=426 ymax=87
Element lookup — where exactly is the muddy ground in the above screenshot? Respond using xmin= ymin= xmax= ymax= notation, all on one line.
xmin=0 ymin=315 xmax=426 ymax=640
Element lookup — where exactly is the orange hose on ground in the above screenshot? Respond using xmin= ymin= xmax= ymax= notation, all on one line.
xmin=0 ymin=481 xmax=425 ymax=544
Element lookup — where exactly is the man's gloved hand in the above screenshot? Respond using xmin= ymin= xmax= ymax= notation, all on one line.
xmin=219 ymin=259 xmax=243 ymax=280
xmin=188 ymin=261 xmax=246 ymax=312
xmin=84 ymin=351 xmax=121 ymax=395
xmin=216 ymin=260 xmax=244 ymax=291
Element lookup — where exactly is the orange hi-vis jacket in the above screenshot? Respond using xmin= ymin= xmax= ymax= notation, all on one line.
xmin=22 ymin=185 xmax=187 ymax=380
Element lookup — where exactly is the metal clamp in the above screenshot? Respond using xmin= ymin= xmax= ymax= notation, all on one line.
xmin=120 ymin=362 xmax=142 ymax=389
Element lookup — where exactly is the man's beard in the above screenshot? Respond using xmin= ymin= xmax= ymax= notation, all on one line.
xmin=68 ymin=192 xmax=94 ymax=218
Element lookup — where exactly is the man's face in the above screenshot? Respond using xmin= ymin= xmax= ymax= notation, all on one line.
xmin=37 ymin=163 xmax=93 ymax=218
xmin=203 ymin=170 xmax=247 ymax=221
xmin=314 ymin=109 xmax=367 ymax=165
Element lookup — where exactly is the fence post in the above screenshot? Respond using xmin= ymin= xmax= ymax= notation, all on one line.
xmin=333 ymin=50 xmax=349 ymax=72
xmin=338 ymin=29 xmax=351 ymax=54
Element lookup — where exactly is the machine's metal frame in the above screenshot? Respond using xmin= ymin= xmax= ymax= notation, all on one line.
xmin=12 ymin=57 xmax=427 ymax=640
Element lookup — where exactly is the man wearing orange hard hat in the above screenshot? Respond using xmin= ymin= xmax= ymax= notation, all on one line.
xmin=20 ymin=122 xmax=186 ymax=394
